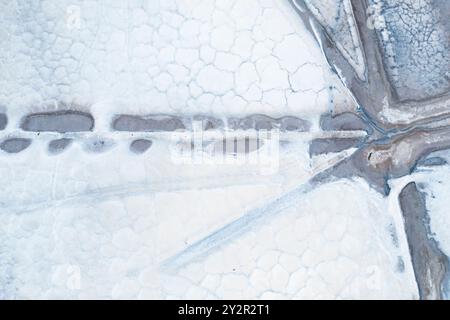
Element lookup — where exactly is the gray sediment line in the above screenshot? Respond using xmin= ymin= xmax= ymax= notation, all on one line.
xmin=398 ymin=182 xmax=448 ymax=300
xmin=309 ymin=137 xmax=361 ymax=156
xmin=112 ymin=114 xmax=311 ymax=132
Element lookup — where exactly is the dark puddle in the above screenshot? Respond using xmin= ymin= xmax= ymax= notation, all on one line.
xmin=48 ymin=138 xmax=72 ymax=154
xmin=130 ymin=139 xmax=153 ymax=154
xmin=21 ymin=111 xmax=94 ymax=133
xmin=227 ymin=115 xmax=310 ymax=132
xmin=113 ymin=115 xmax=186 ymax=132
xmin=320 ymin=112 xmax=370 ymax=132
xmin=0 ymin=138 xmax=32 ymax=153
xmin=0 ymin=113 xmax=7 ymax=130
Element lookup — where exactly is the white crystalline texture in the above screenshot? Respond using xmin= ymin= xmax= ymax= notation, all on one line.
xmin=0 ymin=137 xmax=418 ymax=298
xmin=368 ymin=0 xmax=450 ymax=101
xmin=0 ymin=0 xmax=333 ymax=120
xmin=0 ymin=0 xmax=420 ymax=300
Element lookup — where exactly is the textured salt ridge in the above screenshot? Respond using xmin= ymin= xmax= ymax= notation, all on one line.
xmin=301 ymin=0 xmax=366 ymax=80
xmin=292 ymin=0 xmax=450 ymax=132
xmin=367 ymin=0 xmax=450 ymax=102
xmin=398 ymin=182 xmax=448 ymax=300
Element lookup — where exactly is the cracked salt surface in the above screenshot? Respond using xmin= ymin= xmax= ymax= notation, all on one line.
xmin=0 ymin=143 xmax=417 ymax=299
xmin=0 ymin=0 xmax=347 ymax=125
xmin=0 ymin=0 xmax=422 ymax=299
